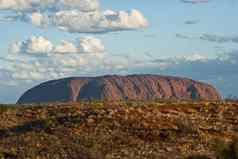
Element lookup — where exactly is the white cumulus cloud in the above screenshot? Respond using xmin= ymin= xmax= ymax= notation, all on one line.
xmin=61 ymin=0 xmax=99 ymax=12
xmin=78 ymin=36 xmax=105 ymax=53
xmin=51 ymin=10 xmax=102 ymax=33
xmin=0 ymin=0 xmax=31 ymax=11
xmin=53 ymin=40 xmax=78 ymax=54
xmin=33 ymin=9 xmax=148 ymax=33
xmin=10 ymin=36 xmax=53 ymax=54
xmin=100 ymin=9 xmax=149 ymax=31
xmin=9 ymin=36 xmax=105 ymax=55
xmin=0 ymin=0 xmax=148 ymax=33
xmin=28 ymin=12 xmax=49 ymax=27
xmin=0 ymin=0 xmax=99 ymax=12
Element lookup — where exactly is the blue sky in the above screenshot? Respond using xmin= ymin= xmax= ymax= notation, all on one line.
xmin=102 ymin=0 xmax=238 ymax=58
xmin=0 ymin=0 xmax=238 ymax=102
xmin=1 ymin=0 xmax=238 ymax=59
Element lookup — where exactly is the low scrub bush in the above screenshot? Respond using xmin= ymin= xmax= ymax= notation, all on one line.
xmin=213 ymin=138 xmax=238 ymax=159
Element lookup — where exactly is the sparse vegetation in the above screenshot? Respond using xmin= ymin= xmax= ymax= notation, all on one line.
xmin=212 ymin=138 xmax=238 ymax=159
xmin=186 ymin=155 xmax=211 ymax=159
xmin=0 ymin=100 xmax=237 ymax=159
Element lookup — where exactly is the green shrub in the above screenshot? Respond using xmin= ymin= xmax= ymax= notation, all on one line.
xmin=176 ymin=117 xmax=198 ymax=134
xmin=0 ymin=152 xmax=4 ymax=159
xmin=0 ymin=150 xmax=17 ymax=159
xmin=186 ymin=155 xmax=211 ymax=159
xmin=213 ymin=138 xmax=238 ymax=159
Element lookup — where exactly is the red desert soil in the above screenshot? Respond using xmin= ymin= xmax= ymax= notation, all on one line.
xmin=0 ymin=100 xmax=238 ymax=159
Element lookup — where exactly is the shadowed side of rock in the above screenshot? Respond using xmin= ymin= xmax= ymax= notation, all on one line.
xmin=17 ymin=78 xmax=73 ymax=104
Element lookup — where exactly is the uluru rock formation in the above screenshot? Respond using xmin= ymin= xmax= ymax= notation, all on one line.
xmin=17 ymin=75 xmax=221 ymax=104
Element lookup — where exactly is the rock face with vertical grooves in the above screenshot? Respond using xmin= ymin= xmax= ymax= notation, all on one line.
xmin=17 ymin=75 xmax=221 ymax=104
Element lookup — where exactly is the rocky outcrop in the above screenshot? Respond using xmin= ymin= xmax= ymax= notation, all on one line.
xmin=17 ymin=75 xmax=221 ymax=104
